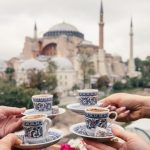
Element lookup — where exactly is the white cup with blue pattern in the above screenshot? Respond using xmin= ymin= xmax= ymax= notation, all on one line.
xmin=32 ymin=94 xmax=53 ymax=114
xmin=85 ymin=107 xmax=117 ymax=136
xmin=77 ymin=89 xmax=98 ymax=106
xmin=22 ymin=114 xmax=52 ymax=144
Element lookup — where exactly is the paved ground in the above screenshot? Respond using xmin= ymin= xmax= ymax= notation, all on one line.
xmin=59 ymin=96 xmax=78 ymax=106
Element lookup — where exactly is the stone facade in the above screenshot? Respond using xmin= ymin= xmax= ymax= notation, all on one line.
xmin=7 ymin=1 xmax=127 ymax=94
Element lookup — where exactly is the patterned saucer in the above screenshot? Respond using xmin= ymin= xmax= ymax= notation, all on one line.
xmin=15 ymin=128 xmax=63 ymax=149
xmin=67 ymin=103 xmax=98 ymax=115
xmin=70 ymin=122 xmax=114 ymax=142
xmin=22 ymin=108 xmax=66 ymax=118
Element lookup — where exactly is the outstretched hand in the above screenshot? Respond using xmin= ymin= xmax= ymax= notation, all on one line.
xmin=84 ymin=125 xmax=150 ymax=150
xmin=99 ymin=93 xmax=148 ymax=122
xmin=0 ymin=106 xmax=26 ymax=137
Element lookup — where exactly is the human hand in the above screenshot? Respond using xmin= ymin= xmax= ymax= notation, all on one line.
xmin=0 ymin=133 xmax=22 ymax=150
xmin=0 ymin=106 xmax=26 ymax=137
xmin=84 ymin=125 xmax=150 ymax=150
xmin=99 ymin=93 xmax=149 ymax=122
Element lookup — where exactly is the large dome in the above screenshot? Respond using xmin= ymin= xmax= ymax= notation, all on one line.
xmin=51 ymin=56 xmax=73 ymax=70
xmin=43 ymin=22 xmax=84 ymax=39
xmin=50 ymin=22 xmax=78 ymax=32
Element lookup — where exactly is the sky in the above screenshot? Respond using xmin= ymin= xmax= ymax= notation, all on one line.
xmin=0 ymin=0 xmax=149 ymax=61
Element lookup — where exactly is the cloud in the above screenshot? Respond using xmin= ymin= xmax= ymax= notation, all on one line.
xmin=0 ymin=0 xmax=149 ymax=60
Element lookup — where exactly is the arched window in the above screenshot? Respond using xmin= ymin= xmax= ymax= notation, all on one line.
xmin=41 ymin=43 xmax=57 ymax=56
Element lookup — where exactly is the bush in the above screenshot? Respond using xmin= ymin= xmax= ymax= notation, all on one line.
xmin=97 ymin=75 xmax=110 ymax=91
xmin=113 ymin=81 xmax=125 ymax=91
xmin=0 ymin=80 xmax=40 ymax=108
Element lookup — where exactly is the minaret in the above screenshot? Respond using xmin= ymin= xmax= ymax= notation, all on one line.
xmin=34 ymin=22 xmax=37 ymax=39
xmin=128 ymin=18 xmax=136 ymax=77
xmin=32 ymin=22 xmax=38 ymax=58
xmin=97 ymin=0 xmax=107 ymax=76
xmin=99 ymin=0 xmax=104 ymax=49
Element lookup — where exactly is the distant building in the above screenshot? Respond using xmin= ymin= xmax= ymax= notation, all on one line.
xmin=8 ymin=0 xmax=129 ymax=94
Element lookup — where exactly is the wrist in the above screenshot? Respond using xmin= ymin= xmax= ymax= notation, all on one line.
xmin=141 ymin=96 xmax=150 ymax=118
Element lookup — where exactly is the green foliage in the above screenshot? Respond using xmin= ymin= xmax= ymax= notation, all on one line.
xmin=26 ymin=69 xmax=57 ymax=92
xmin=24 ymin=58 xmax=57 ymax=92
xmin=114 ymin=57 xmax=150 ymax=92
xmin=0 ymin=80 xmax=40 ymax=108
xmin=72 ymin=84 xmax=80 ymax=90
xmin=113 ymin=81 xmax=125 ymax=91
xmin=53 ymin=93 xmax=59 ymax=105
xmin=97 ymin=75 xmax=110 ymax=91
xmin=5 ymin=67 xmax=15 ymax=81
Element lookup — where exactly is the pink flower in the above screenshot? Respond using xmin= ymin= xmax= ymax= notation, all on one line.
xmin=60 ymin=144 xmax=76 ymax=150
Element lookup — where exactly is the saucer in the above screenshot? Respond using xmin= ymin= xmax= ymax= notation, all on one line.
xmin=22 ymin=108 xmax=66 ymax=118
xmin=67 ymin=103 xmax=98 ymax=115
xmin=70 ymin=122 xmax=114 ymax=142
xmin=15 ymin=128 xmax=63 ymax=149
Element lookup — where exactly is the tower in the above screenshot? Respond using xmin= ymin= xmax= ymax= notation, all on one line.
xmin=32 ymin=22 xmax=39 ymax=57
xmin=97 ymin=0 xmax=107 ymax=76
xmin=127 ymin=19 xmax=136 ymax=77
xmin=99 ymin=0 xmax=104 ymax=49
xmin=34 ymin=22 xmax=37 ymax=39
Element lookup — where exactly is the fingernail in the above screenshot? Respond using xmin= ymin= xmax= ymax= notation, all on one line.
xmin=119 ymin=107 xmax=126 ymax=111
xmin=124 ymin=110 xmax=130 ymax=114
xmin=110 ymin=106 xmax=116 ymax=111
xmin=16 ymin=139 xmax=22 ymax=145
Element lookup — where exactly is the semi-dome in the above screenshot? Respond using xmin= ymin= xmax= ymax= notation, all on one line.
xmin=43 ymin=22 xmax=84 ymax=39
xmin=51 ymin=56 xmax=73 ymax=70
xmin=19 ymin=58 xmax=45 ymax=71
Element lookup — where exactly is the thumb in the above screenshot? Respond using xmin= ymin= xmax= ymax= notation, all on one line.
xmin=1 ymin=134 xmax=22 ymax=148
xmin=112 ymin=125 xmax=135 ymax=142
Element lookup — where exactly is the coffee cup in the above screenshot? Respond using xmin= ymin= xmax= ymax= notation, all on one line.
xmin=32 ymin=94 xmax=53 ymax=113
xmin=77 ymin=89 xmax=98 ymax=106
xmin=84 ymin=107 xmax=117 ymax=136
xmin=22 ymin=114 xmax=52 ymax=144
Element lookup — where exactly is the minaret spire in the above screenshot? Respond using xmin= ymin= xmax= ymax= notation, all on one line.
xmin=127 ymin=18 xmax=136 ymax=77
xmin=34 ymin=22 xmax=37 ymax=39
xmin=130 ymin=18 xmax=133 ymax=60
xmin=100 ymin=0 xmax=103 ymax=15
xmin=99 ymin=0 xmax=104 ymax=49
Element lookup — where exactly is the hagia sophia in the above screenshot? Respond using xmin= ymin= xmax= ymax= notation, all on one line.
xmin=0 ymin=1 xmax=139 ymax=95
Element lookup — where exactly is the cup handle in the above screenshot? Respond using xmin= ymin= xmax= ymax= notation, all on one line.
xmin=108 ymin=111 xmax=118 ymax=122
xmin=44 ymin=118 xmax=52 ymax=136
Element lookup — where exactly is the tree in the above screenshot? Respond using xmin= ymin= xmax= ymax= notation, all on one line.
xmin=24 ymin=59 xmax=59 ymax=105
xmin=97 ymin=75 xmax=110 ymax=90
xmin=5 ymin=67 xmax=15 ymax=82
xmin=78 ymin=51 xmax=95 ymax=88
xmin=25 ymin=59 xmax=57 ymax=92
xmin=0 ymin=79 xmax=40 ymax=108
xmin=135 ymin=57 xmax=142 ymax=71
xmin=113 ymin=81 xmax=125 ymax=91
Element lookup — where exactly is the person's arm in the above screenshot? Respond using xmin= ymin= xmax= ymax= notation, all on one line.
xmin=99 ymin=93 xmax=150 ymax=122
xmin=141 ymin=96 xmax=150 ymax=118
xmin=0 ymin=134 xmax=22 ymax=150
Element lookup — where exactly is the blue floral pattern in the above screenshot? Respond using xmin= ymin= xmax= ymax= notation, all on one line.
xmin=79 ymin=96 xmax=97 ymax=106
xmin=72 ymin=123 xmax=113 ymax=137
